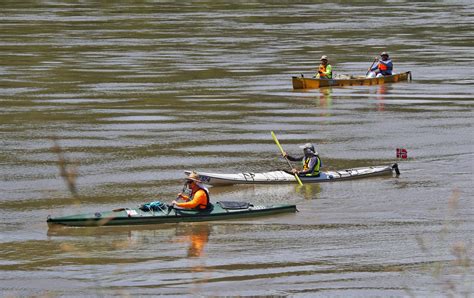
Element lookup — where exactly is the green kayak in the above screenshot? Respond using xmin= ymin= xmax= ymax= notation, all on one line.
xmin=47 ymin=201 xmax=297 ymax=227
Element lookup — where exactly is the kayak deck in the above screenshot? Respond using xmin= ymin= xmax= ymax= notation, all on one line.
xmin=47 ymin=202 xmax=297 ymax=227
xmin=292 ymin=71 xmax=411 ymax=89
xmin=187 ymin=164 xmax=399 ymax=186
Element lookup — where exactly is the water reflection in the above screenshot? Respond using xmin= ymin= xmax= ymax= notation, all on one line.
xmin=174 ymin=224 xmax=211 ymax=258
xmin=296 ymin=183 xmax=321 ymax=200
xmin=316 ymin=87 xmax=333 ymax=110
xmin=47 ymin=223 xmax=211 ymax=258
xmin=375 ymin=84 xmax=392 ymax=111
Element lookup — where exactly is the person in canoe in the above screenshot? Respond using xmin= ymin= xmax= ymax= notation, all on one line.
xmin=171 ymin=172 xmax=211 ymax=210
xmin=315 ymin=55 xmax=333 ymax=79
xmin=367 ymin=52 xmax=393 ymax=78
xmin=283 ymin=143 xmax=322 ymax=177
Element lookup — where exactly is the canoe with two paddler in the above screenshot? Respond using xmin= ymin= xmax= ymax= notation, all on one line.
xmin=292 ymin=71 xmax=412 ymax=89
xmin=186 ymin=163 xmax=399 ymax=186
xmin=47 ymin=201 xmax=297 ymax=227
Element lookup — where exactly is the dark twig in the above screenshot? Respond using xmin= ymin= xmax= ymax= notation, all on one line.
xmin=51 ymin=138 xmax=78 ymax=197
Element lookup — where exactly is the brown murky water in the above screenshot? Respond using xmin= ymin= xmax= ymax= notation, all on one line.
xmin=1 ymin=1 xmax=473 ymax=296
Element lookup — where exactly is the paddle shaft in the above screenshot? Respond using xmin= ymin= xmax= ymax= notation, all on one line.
xmin=176 ymin=184 xmax=188 ymax=200
xmin=366 ymin=57 xmax=378 ymax=75
xmin=271 ymin=131 xmax=303 ymax=186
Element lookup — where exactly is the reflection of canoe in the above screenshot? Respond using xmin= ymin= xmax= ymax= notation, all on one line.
xmin=292 ymin=71 xmax=411 ymax=89
xmin=47 ymin=202 xmax=297 ymax=227
xmin=187 ymin=164 xmax=399 ymax=186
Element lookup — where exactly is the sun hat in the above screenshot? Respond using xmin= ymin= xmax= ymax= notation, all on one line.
xmin=320 ymin=55 xmax=328 ymax=60
xmin=185 ymin=172 xmax=202 ymax=183
xmin=380 ymin=52 xmax=389 ymax=57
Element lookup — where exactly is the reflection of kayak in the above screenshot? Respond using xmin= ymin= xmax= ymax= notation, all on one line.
xmin=292 ymin=71 xmax=411 ymax=89
xmin=47 ymin=201 xmax=297 ymax=227
xmin=187 ymin=164 xmax=399 ymax=186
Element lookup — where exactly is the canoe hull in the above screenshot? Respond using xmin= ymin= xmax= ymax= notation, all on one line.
xmin=292 ymin=71 xmax=411 ymax=89
xmin=188 ymin=164 xmax=399 ymax=186
xmin=47 ymin=203 xmax=297 ymax=227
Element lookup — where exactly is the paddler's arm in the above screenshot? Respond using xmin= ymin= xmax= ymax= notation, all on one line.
xmin=369 ymin=57 xmax=379 ymax=72
xmin=315 ymin=65 xmax=324 ymax=77
xmin=283 ymin=152 xmax=303 ymax=162
xmin=283 ymin=152 xmax=303 ymax=174
xmin=171 ymin=193 xmax=190 ymax=205
xmin=175 ymin=190 xmax=207 ymax=209
xmin=177 ymin=193 xmax=190 ymax=201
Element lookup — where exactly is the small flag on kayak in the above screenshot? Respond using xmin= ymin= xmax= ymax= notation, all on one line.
xmin=396 ymin=148 xmax=408 ymax=159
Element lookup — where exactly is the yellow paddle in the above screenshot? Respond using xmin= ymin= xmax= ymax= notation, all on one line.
xmin=271 ymin=131 xmax=303 ymax=186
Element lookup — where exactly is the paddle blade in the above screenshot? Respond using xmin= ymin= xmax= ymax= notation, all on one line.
xmin=271 ymin=131 xmax=285 ymax=155
xmin=294 ymin=174 xmax=303 ymax=186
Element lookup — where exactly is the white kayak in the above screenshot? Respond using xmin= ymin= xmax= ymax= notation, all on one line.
xmin=186 ymin=164 xmax=399 ymax=186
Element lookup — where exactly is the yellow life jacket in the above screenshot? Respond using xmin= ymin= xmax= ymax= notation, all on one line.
xmin=317 ymin=64 xmax=333 ymax=79
xmin=302 ymin=156 xmax=321 ymax=176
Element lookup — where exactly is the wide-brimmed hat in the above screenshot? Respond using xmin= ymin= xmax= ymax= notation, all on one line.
xmin=320 ymin=55 xmax=328 ymax=60
xmin=380 ymin=52 xmax=389 ymax=57
xmin=185 ymin=172 xmax=202 ymax=183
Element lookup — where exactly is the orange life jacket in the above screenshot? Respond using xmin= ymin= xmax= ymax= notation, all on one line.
xmin=319 ymin=65 xmax=327 ymax=77
xmin=177 ymin=187 xmax=210 ymax=210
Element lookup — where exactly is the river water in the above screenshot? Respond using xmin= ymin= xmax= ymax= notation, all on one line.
xmin=1 ymin=1 xmax=473 ymax=296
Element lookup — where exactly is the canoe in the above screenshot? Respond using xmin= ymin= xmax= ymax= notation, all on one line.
xmin=292 ymin=71 xmax=412 ymax=89
xmin=47 ymin=201 xmax=297 ymax=227
xmin=187 ymin=163 xmax=399 ymax=186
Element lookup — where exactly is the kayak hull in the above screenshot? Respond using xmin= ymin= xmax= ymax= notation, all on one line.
xmin=292 ymin=71 xmax=411 ymax=89
xmin=187 ymin=164 xmax=399 ymax=186
xmin=47 ymin=203 xmax=297 ymax=227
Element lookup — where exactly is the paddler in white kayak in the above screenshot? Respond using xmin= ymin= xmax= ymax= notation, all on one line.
xmin=171 ymin=172 xmax=211 ymax=210
xmin=283 ymin=143 xmax=322 ymax=177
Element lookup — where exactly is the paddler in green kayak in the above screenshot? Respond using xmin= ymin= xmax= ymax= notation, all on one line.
xmin=283 ymin=143 xmax=322 ymax=177
xmin=171 ymin=172 xmax=211 ymax=210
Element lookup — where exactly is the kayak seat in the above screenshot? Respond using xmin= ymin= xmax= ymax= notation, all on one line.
xmin=172 ymin=203 xmax=214 ymax=216
xmin=217 ymin=201 xmax=252 ymax=210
